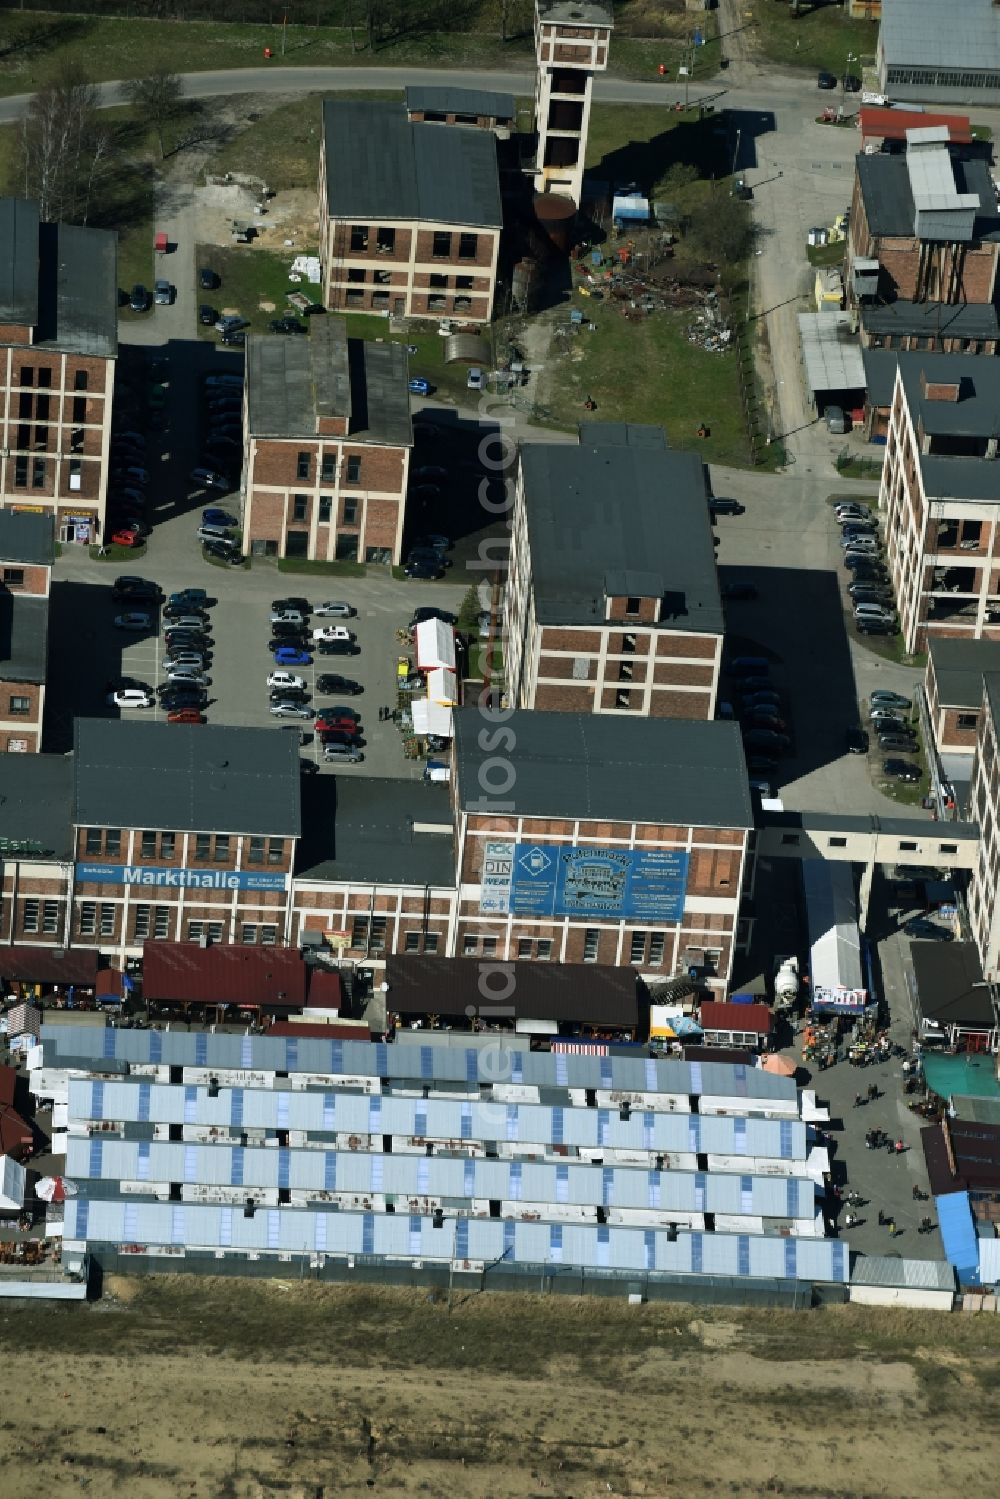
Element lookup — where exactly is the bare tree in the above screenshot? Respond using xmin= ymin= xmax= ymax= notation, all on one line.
xmin=120 ymin=68 xmax=183 ymax=160
xmin=494 ymin=0 xmax=516 ymax=43
xmin=17 ymin=69 xmax=101 ymax=224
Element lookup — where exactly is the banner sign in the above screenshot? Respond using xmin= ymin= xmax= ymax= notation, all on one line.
xmin=76 ymin=862 xmax=288 ymax=893
xmin=480 ymin=843 xmax=689 ymax=923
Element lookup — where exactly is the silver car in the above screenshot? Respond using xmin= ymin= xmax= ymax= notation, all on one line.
xmin=270 ymin=701 xmax=314 ymax=719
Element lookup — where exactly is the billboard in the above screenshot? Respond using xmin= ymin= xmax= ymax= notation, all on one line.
xmin=75 ymin=862 xmax=288 ymax=893
xmin=480 ymin=843 xmax=689 ymax=923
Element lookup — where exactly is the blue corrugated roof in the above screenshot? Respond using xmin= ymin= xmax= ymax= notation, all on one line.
xmin=936 ymin=1190 xmax=980 ymax=1279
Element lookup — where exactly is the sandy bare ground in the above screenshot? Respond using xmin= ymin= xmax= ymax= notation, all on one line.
xmin=0 ymin=1277 xmax=997 ymax=1497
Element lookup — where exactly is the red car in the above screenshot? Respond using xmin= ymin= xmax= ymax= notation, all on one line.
xmin=315 ymin=714 xmax=360 ymax=735
xmin=112 ymin=526 xmax=144 ymax=547
xmin=166 ymin=709 xmax=206 ymax=725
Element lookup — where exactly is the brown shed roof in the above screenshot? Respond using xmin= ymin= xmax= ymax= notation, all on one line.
xmin=0 ymin=946 xmax=100 ymax=985
xmin=141 ymin=943 xmax=308 ymax=1009
xmin=384 ymin=955 xmax=640 ymax=1029
xmin=699 ymin=1001 xmax=772 ymax=1035
xmin=921 ymin=1116 xmax=1000 ymax=1196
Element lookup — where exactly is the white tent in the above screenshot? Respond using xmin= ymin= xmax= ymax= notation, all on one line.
xmin=411 ymin=698 xmax=454 ymax=737
xmin=415 ymin=617 xmax=456 ymax=671
xmin=427 ymin=666 xmax=458 ymax=705
xmin=0 ymin=1154 xmax=25 ymax=1213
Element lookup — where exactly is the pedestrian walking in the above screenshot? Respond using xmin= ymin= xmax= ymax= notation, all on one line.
xmin=888 ymin=1219 xmax=898 ymax=1237
xmin=895 ymin=1138 xmax=905 ymax=1155
xmin=867 ymin=1083 xmax=878 ymax=1102
xmin=878 ymin=1209 xmax=887 ymax=1226
xmin=854 ymin=1092 xmax=864 ymax=1108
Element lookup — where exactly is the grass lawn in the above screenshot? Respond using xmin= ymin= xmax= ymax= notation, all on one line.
xmin=195 ymin=242 xmax=320 ymax=336
xmin=748 ymin=0 xmax=879 ymax=75
xmin=538 ymin=295 xmax=750 ymax=467
xmin=210 ymin=89 xmax=403 ymax=192
xmin=585 ymin=100 xmax=733 ymax=190
xmin=807 ymin=239 xmax=846 ymax=268
xmin=343 ymin=313 xmax=477 ymax=406
xmin=277 ymin=557 xmax=367 ymax=576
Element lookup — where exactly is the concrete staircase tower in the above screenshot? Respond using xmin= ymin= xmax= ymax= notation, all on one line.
xmin=533 ymin=2 xmax=614 ymax=210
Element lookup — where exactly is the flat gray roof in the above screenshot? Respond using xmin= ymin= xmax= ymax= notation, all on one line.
xmin=881 ymin=0 xmax=1000 ymax=72
xmin=295 ymin=777 xmax=455 ymax=887
xmin=0 ymin=752 xmax=74 ymax=859
xmin=73 ymin=720 xmax=301 ymax=837
xmin=454 ymin=711 xmax=753 ymax=829
xmin=0 ymin=198 xmax=39 ymax=325
xmin=518 ymin=428 xmax=723 ymax=635
xmin=0 ymin=510 xmax=55 ymax=565
xmin=920 ymin=454 xmax=1000 ymax=501
xmin=405 ymin=85 xmax=515 ymax=120
xmin=862 ymin=348 xmax=900 ymax=408
xmin=856 ymin=151 xmax=999 ymax=241
xmin=0 ymin=594 xmax=48 ymax=684
xmin=929 ymin=637 xmax=1000 ymax=707
xmin=897 ymin=350 xmax=1000 ymax=437
xmin=246 ymin=318 xmax=412 ymax=448
xmin=0 ymin=202 xmax=119 ymax=358
xmin=911 ymin=939 xmax=993 ymax=1026
xmin=798 ymin=313 xmax=866 ymax=395
xmin=861 ymin=300 xmax=1000 ymax=341
xmin=984 ymin=672 xmax=1000 ymax=740
xmin=538 ymin=1 xmax=613 ymax=22
xmin=761 ymin=809 xmax=980 ymax=841
xmin=322 ymin=100 xmax=502 ymax=229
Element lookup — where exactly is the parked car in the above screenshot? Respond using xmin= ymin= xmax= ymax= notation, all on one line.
xmin=843 ymin=74 xmax=862 ymax=93
xmin=312 ymin=601 xmax=355 ymax=618
xmin=113 ymin=611 xmax=153 ymax=631
xmin=825 ymin=404 xmax=847 ymax=434
xmin=215 ymin=314 xmax=249 ymax=334
xmin=835 ymin=503 xmax=873 ymax=523
xmin=729 ymin=657 xmax=770 ymax=676
xmin=315 ymin=715 xmax=361 ymax=736
xmin=721 ymin=579 xmax=757 ymax=600
xmin=410 ymin=535 xmax=452 ymax=556
xmin=409 ymin=546 xmax=451 ymax=569
xmin=746 ymin=755 xmax=779 ymax=774
xmin=199 ymin=267 xmax=220 ymax=289
xmin=466 ymin=367 xmax=484 ymax=391
xmin=322 ymin=741 xmax=363 ymax=763
xmin=708 ymin=496 xmax=744 ymax=516
xmin=268 ymin=637 xmax=306 ymax=655
xmin=268 ymin=670 xmax=306 ymax=692
xmin=747 ymin=714 xmax=788 ymax=732
xmin=167 ymin=709 xmax=206 ymax=724
xmin=273 ymin=646 xmax=312 ymax=666
xmin=817 ymin=70 xmax=837 ymax=89
xmin=165 ymin=651 xmax=209 ymax=671
xmin=883 ymin=758 xmax=921 ymax=782
xmin=270 ymin=700 xmax=315 ymax=719
xmin=312 ymin=625 xmax=352 ymax=643
xmin=408 ymin=377 xmax=431 ymax=396
xmin=316 ymin=674 xmax=362 ymax=696
xmin=870 ymin=690 xmax=912 ymax=710
xmin=165 ymin=612 xmax=211 ymax=631
xmin=271 ymin=609 xmax=308 ymax=627
xmin=842 ymin=535 xmax=880 ymax=552
xmin=271 ymin=619 xmax=308 ymax=639
xmin=316 ymin=639 xmax=358 ymax=656
xmin=743 ymin=728 xmax=791 ymax=751
xmin=129 ymin=283 xmax=151 ymax=312
xmin=739 ymin=676 xmax=772 ymax=693
xmin=204 ymin=372 xmax=242 ymax=389
xmin=189 ymin=469 xmax=232 ymax=492
xmin=107 ymin=688 xmax=154 ymax=709
xmin=269 ymin=316 xmax=307 ymax=335
xmin=409 ymin=607 xmax=456 ymax=628
xmin=904 ymin=918 xmax=953 ymax=942
xmin=153 ymin=279 xmax=174 ymax=305
xmin=879 ymin=733 xmax=918 ymax=752
xmin=272 ymin=597 xmax=311 ymax=615
xmin=740 ymin=690 xmax=781 ymax=709
xmin=112 ymin=576 xmax=161 ymax=603
xmin=846 ymin=728 xmax=870 ymax=755
xmin=204 ymin=542 xmax=244 ymax=565
xmin=199 ymin=304 xmax=217 ymax=325
xmin=160 ymin=692 xmax=208 ymax=712
xmin=110 ymin=526 xmax=143 ymax=547
xmin=404 ymin=557 xmax=445 ymax=580
xmin=165 ymin=666 xmax=210 ymax=687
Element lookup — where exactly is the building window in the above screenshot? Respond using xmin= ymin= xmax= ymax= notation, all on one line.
xmin=105 ymin=828 xmax=121 ymax=857
xmin=292 ymin=493 xmax=308 ymax=522
xmin=404 ymin=930 xmax=421 ymax=953
xmin=8 ymin=695 xmax=30 ymax=716
xmin=617 ymin=662 xmax=633 ymax=682
xmin=159 ymin=832 xmax=175 ymax=859
xmin=214 ymin=835 xmax=230 ymax=861
xmin=899 ymin=841 xmax=917 ymax=852
xmin=73 ymin=369 xmax=88 ymax=391
xmin=268 ymin=837 xmax=284 ymax=866
xmin=79 ymin=901 xmax=96 ymax=937
xmin=296 ymin=452 xmax=310 ymax=481
xmin=31 ymin=457 xmax=46 ymax=488
xmin=99 ymin=903 xmax=116 ymax=937
xmin=629 ymin=931 xmax=646 ymax=964
xmin=704 ymin=950 xmax=721 ymax=976
xmin=429 ymin=272 xmax=448 ymax=289
xmin=456 ymin=275 xmax=474 ymax=291
xmin=349 ymin=225 xmax=368 ymax=251
xmin=248 ymin=837 xmax=265 ymax=864
xmin=423 ymin=932 xmax=439 ymax=954
xmin=625 ymin=596 xmax=642 ymax=617
xmin=241 ymin=923 xmax=257 ymax=944
xmin=133 ymin=904 xmax=151 ymax=940
xmin=939 ymin=843 xmax=959 ymax=855
xmin=649 ymin=933 xmax=665 ymax=968
xmin=85 ymin=828 xmax=102 ymax=856
xmin=829 ymin=837 xmax=848 ymax=848
xmin=583 ymin=928 xmax=600 ymax=962
xmin=153 ymin=906 xmax=171 ymax=939
xmin=463 ymin=933 xmax=478 ymax=955
xmin=345 ymin=456 xmax=361 ymax=483
xmin=187 ymin=921 xmax=204 ymax=941
xmin=621 ymin=632 xmax=636 ymax=653
xmin=37 ymin=368 xmax=51 ymax=388
xmin=345 ymin=289 xmax=364 ymax=307
xmin=432 ymin=230 xmax=452 ymax=257
xmin=13 ymin=455 xmax=27 ymax=487
xmin=141 ymin=831 xmax=156 ymax=858
xmin=376 ymin=226 xmax=395 ymax=253
xmin=20 ymin=368 xmax=33 ymax=387
xmin=319 ymin=496 xmax=332 ymax=523
xmin=42 ymin=900 xmax=60 ymax=934
xmin=347 ymin=267 xmax=365 ymax=284
xmin=536 ymin=939 xmax=553 ymax=961
xmin=780 ymin=834 xmax=800 ymax=846
xmin=482 ymin=936 xmax=497 ymax=957
xmin=517 ymin=937 xmax=533 ymax=958
xmin=458 ymin=232 xmax=478 ymax=260
xmin=342 ymin=498 xmax=358 ymax=524
xmin=195 ymin=833 xmax=211 ymax=861
xmin=351 ymin=916 xmax=369 ymax=947
xmin=369 ymin=916 xmax=387 ymax=951
xmin=373 ymin=268 xmax=391 ymax=287
xmin=957 ymin=713 xmax=979 ymax=731
xmin=207 ymin=921 xmax=224 ymax=944
xmin=261 ymin=925 xmax=277 ymax=946
xmin=320 ymin=454 xmax=336 ymax=483
xmin=2 ymin=567 xmax=24 ymax=587
xmin=614 ymin=690 xmax=631 ymax=710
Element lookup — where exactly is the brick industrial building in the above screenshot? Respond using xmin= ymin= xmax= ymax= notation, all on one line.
xmin=533 ymin=1 xmax=613 ymax=209
xmin=404 ymin=84 xmax=515 ymax=134
xmin=0 ymin=509 xmax=54 ymax=752
xmin=505 ymin=425 xmax=723 ymax=718
xmin=317 ymin=100 xmax=502 ymax=324
xmin=241 ymin=317 xmax=412 ymax=564
xmin=878 ymin=352 xmax=1000 ymax=653
xmin=0 ymin=197 xmax=117 ymax=546
xmin=967 ymin=674 xmax=1000 ymax=979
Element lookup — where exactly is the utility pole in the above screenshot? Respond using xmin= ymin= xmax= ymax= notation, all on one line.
xmin=282 ymin=12 xmax=288 ymax=57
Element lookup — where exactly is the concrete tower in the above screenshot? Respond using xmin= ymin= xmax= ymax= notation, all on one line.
xmin=533 ymin=1 xmax=614 ymax=209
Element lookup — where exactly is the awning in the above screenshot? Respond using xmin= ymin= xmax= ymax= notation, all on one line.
xmin=427 ymin=666 xmax=458 ymax=706
xmin=762 ymin=1054 xmax=796 ymax=1077
xmin=411 ymin=697 xmax=454 ymax=737
xmin=415 ymin=617 xmax=456 ymax=671
xmin=0 ymin=947 xmax=100 ymax=985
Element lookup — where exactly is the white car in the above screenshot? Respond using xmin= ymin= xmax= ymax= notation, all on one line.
xmin=312 ymin=625 xmax=351 ymax=642
xmin=855 ymin=603 xmax=895 ymax=623
xmin=312 ymin=601 xmax=354 ymax=618
xmin=267 ymin=670 xmax=306 ymax=692
xmin=270 ymin=609 xmax=308 ymax=626
xmin=113 ymin=612 xmax=153 ymax=631
xmin=466 ymin=367 xmax=484 ymax=392
xmin=106 ymin=689 xmax=154 ymax=709
xmin=165 ymin=666 xmax=210 ymax=686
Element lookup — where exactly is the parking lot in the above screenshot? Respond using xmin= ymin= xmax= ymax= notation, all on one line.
xmin=711 ymin=468 xmax=927 ymax=815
